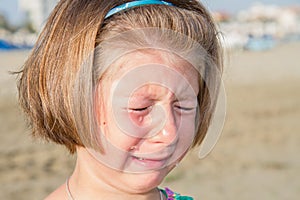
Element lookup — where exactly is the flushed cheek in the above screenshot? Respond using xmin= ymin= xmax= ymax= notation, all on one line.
xmin=112 ymin=106 xmax=166 ymax=139
xmin=129 ymin=112 xmax=152 ymax=128
xmin=110 ymin=109 xmax=150 ymax=139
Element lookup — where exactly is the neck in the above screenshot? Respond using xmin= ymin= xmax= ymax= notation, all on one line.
xmin=67 ymin=147 xmax=163 ymax=200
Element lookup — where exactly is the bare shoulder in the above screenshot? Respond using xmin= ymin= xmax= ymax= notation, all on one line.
xmin=44 ymin=184 xmax=66 ymax=200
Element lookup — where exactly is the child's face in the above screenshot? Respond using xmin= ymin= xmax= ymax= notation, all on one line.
xmin=92 ymin=50 xmax=199 ymax=190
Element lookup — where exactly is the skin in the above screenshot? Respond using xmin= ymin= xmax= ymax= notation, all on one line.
xmin=45 ymin=50 xmax=199 ymax=200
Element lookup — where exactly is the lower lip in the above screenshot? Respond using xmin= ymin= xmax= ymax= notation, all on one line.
xmin=132 ymin=157 xmax=167 ymax=169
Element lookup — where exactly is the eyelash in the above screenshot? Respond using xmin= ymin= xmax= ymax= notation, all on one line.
xmin=128 ymin=106 xmax=152 ymax=113
xmin=174 ymin=105 xmax=196 ymax=111
xmin=128 ymin=105 xmax=196 ymax=114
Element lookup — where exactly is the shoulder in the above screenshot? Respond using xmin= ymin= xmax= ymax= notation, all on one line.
xmin=44 ymin=184 xmax=66 ymax=200
xmin=159 ymin=187 xmax=194 ymax=200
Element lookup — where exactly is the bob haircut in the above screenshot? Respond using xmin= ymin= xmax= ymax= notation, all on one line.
xmin=18 ymin=0 xmax=223 ymax=153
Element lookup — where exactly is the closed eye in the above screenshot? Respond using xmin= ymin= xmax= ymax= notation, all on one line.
xmin=174 ymin=106 xmax=196 ymax=111
xmin=128 ymin=106 xmax=152 ymax=113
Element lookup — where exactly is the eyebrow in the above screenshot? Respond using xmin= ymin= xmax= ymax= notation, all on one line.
xmin=127 ymin=94 xmax=159 ymax=103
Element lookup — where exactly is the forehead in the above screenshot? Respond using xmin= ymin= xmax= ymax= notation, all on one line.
xmin=107 ymin=50 xmax=200 ymax=93
xmin=118 ymin=50 xmax=196 ymax=73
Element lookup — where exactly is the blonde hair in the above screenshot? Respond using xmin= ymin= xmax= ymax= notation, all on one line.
xmin=18 ymin=0 xmax=223 ymax=153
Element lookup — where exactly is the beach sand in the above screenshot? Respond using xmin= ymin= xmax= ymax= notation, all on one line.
xmin=1 ymin=42 xmax=299 ymax=200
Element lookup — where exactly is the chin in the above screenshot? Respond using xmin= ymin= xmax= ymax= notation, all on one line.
xmin=122 ymin=167 xmax=170 ymax=193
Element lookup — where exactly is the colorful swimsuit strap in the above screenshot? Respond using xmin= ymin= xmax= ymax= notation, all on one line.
xmin=159 ymin=187 xmax=194 ymax=200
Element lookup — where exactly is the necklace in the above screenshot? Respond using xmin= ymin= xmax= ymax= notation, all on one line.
xmin=65 ymin=177 xmax=164 ymax=200
xmin=66 ymin=177 xmax=74 ymax=200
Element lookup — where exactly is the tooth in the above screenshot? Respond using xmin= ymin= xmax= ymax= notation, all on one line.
xmin=138 ymin=157 xmax=144 ymax=161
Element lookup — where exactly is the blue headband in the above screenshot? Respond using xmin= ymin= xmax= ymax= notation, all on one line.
xmin=105 ymin=0 xmax=174 ymax=19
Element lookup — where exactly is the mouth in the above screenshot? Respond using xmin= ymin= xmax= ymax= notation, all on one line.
xmin=133 ymin=155 xmax=168 ymax=161
xmin=131 ymin=153 xmax=172 ymax=169
xmin=128 ymin=145 xmax=177 ymax=170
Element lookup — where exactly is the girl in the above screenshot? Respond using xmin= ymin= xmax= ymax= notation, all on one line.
xmin=18 ymin=0 xmax=223 ymax=199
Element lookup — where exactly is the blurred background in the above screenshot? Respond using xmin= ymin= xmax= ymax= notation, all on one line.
xmin=0 ymin=0 xmax=299 ymax=199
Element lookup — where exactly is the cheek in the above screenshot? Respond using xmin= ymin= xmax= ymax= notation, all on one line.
xmin=100 ymin=107 xmax=140 ymax=151
xmin=177 ymin=115 xmax=197 ymax=144
xmin=103 ymin=123 xmax=140 ymax=151
xmin=111 ymin=109 xmax=151 ymax=139
xmin=129 ymin=112 xmax=153 ymax=128
xmin=112 ymin=105 xmax=166 ymax=139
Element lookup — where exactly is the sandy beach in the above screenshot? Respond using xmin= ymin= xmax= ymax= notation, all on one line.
xmin=1 ymin=42 xmax=300 ymax=200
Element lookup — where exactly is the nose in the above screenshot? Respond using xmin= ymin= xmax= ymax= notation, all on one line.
xmin=148 ymin=105 xmax=178 ymax=145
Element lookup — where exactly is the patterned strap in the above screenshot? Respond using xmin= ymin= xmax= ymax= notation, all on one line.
xmin=159 ymin=187 xmax=194 ymax=200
